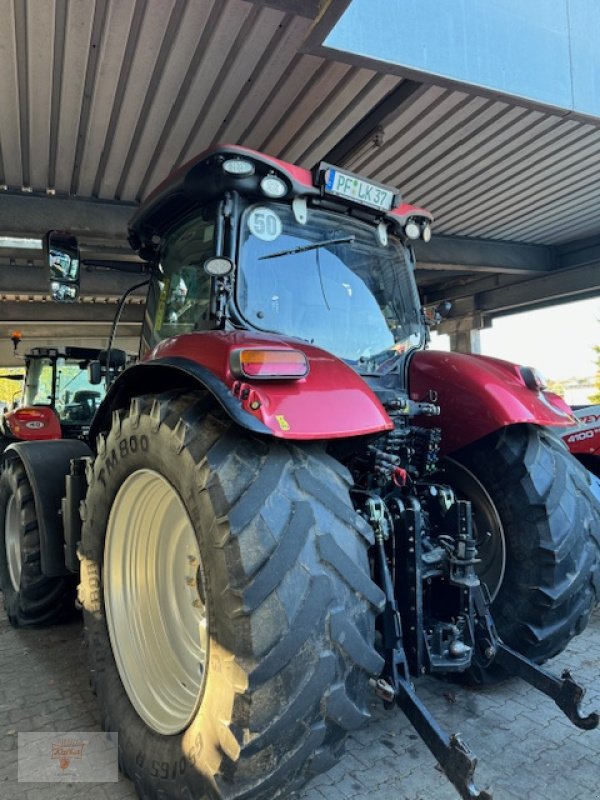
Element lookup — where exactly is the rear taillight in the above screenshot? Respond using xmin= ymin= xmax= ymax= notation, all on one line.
xmin=230 ymin=349 xmax=309 ymax=380
xmin=14 ymin=408 xmax=47 ymax=425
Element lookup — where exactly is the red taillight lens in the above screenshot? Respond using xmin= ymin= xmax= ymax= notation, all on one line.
xmin=230 ymin=349 xmax=309 ymax=380
xmin=14 ymin=408 xmax=47 ymax=422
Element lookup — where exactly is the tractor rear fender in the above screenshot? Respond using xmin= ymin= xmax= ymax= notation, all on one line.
xmin=409 ymin=350 xmax=576 ymax=455
xmin=90 ymin=332 xmax=394 ymax=443
xmin=3 ymin=440 xmax=93 ymax=576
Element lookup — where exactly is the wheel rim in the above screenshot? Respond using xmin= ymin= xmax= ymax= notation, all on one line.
xmin=104 ymin=469 xmax=208 ymax=735
xmin=5 ymin=493 xmax=21 ymax=592
xmin=441 ymin=458 xmax=506 ymax=602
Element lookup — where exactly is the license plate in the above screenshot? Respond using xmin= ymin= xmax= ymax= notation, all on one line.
xmin=324 ymin=168 xmax=394 ymax=211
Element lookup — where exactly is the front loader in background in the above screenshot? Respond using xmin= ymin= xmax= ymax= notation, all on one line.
xmin=1 ymin=145 xmax=599 ymax=800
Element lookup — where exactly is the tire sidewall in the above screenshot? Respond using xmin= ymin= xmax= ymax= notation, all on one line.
xmin=455 ymin=425 xmax=597 ymax=664
xmin=81 ymin=411 xmax=239 ymax=799
xmin=0 ymin=459 xmax=20 ymax=617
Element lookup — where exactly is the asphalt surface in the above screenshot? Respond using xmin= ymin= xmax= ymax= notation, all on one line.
xmin=1 ymin=603 xmax=599 ymax=800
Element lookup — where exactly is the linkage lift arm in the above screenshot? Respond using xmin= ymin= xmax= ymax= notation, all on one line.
xmin=366 ymin=492 xmax=598 ymax=800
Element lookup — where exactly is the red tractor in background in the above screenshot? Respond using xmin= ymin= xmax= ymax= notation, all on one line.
xmin=0 ymin=345 xmax=112 ymax=626
xmin=0 ymin=345 xmax=107 ymax=447
xmin=0 ymin=145 xmax=599 ymax=800
xmin=562 ymin=404 xmax=600 ymax=477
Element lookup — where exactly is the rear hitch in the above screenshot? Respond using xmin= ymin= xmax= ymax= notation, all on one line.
xmin=362 ymin=487 xmax=598 ymax=800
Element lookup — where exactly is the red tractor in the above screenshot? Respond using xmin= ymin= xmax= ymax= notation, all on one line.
xmin=562 ymin=404 xmax=600 ymax=478
xmin=0 ymin=146 xmax=598 ymax=800
xmin=0 ymin=345 xmax=113 ymax=625
xmin=0 ymin=345 xmax=107 ymax=447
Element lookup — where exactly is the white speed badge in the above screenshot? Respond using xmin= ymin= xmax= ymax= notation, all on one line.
xmin=248 ymin=207 xmax=282 ymax=242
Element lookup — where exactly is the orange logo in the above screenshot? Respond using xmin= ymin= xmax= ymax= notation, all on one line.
xmin=51 ymin=740 xmax=85 ymax=770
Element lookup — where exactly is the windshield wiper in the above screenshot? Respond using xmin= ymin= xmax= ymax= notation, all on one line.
xmin=258 ymin=236 xmax=355 ymax=260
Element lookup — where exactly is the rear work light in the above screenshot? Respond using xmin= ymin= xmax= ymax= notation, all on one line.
xmin=230 ymin=349 xmax=309 ymax=380
xmin=520 ymin=366 xmax=548 ymax=391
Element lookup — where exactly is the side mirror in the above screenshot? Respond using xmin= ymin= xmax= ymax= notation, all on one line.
xmin=43 ymin=230 xmax=81 ymax=303
xmin=88 ymin=361 xmax=103 ymax=385
xmin=98 ymin=348 xmax=127 ymax=370
xmin=435 ymin=301 xmax=452 ymax=320
xmin=423 ymin=300 xmax=453 ymax=328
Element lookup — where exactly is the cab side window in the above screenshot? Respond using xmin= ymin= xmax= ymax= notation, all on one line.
xmin=143 ymin=209 xmax=216 ymax=349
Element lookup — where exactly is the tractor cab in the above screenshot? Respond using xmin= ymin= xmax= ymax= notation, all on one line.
xmin=128 ymin=146 xmax=432 ymax=378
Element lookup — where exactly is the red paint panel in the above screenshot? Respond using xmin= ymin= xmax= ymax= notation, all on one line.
xmin=390 ymin=203 xmax=434 ymax=224
xmin=5 ymin=406 xmax=62 ymax=441
xmin=147 ymin=331 xmax=393 ymax=440
xmin=409 ymin=350 xmax=576 ymax=455
xmin=560 ymin=405 xmax=600 ymax=457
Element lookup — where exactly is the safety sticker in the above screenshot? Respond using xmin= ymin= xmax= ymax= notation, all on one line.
xmin=275 ymin=414 xmax=290 ymax=431
xmin=248 ymin=207 xmax=282 ymax=242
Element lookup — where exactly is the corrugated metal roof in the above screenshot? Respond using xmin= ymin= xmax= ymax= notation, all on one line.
xmin=0 ymin=0 xmax=398 ymax=204
xmin=342 ymin=85 xmax=600 ymax=245
xmin=2 ymin=0 xmax=597 ymax=251
xmin=0 ymin=0 xmax=599 ymax=263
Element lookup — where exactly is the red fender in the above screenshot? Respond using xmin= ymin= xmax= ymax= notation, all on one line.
xmin=408 ymin=350 xmax=575 ymax=455
xmin=4 ymin=406 xmax=62 ymax=441
xmin=147 ymin=331 xmax=393 ymax=440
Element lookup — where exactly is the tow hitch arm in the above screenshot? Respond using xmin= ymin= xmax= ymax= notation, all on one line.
xmin=492 ymin=644 xmax=599 ymax=730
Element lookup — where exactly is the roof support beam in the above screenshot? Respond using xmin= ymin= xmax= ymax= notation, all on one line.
xmin=0 ymin=194 xmax=134 ymax=242
xmin=556 ymin=234 xmax=600 ymax=269
xmin=415 ymin=235 xmax=552 ymax=275
xmin=0 ymin=302 xmax=143 ymax=325
xmin=0 ymin=266 xmax=147 ymax=298
xmin=319 ymin=79 xmax=424 ymax=166
xmin=446 ymin=263 xmax=600 ymax=320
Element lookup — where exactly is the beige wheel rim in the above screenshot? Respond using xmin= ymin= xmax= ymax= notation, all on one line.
xmin=104 ymin=469 xmax=208 ymax=735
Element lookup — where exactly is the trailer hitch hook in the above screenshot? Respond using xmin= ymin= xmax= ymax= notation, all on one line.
xmin=493 ymin=645 xmax=599 ymax=731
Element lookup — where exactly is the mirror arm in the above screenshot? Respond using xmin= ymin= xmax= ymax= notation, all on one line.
xmin=82 ymin=259 xmax=150 ymax=273
xmin=105 ymin=278 xmax=150 ymax=389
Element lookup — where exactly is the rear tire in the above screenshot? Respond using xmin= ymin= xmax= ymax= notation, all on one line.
xmin=0 ymin=457 xmax=76 ymax=627
xmin=445 ymin=424 xmax=599 ymax=676
xmin=79 ymin=391 xmax=384 ymax=800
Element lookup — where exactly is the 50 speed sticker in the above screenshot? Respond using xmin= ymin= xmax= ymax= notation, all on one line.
xmin=248 ymin=207 xmax=282 ymax=242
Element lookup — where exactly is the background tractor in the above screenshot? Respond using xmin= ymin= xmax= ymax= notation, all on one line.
xmin=0 ymin=344 xmax=128 ymax=625
xmin=562 ymin=404 xmax=600 ymax=478
xmin=0 ymin=345 xmax=106 ymax=448
xmin=0 ymin=146 xmax=598 ymax=800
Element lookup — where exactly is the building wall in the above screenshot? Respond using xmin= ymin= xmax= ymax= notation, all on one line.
xmin=326 ymin=0 xmax=600 ymax=116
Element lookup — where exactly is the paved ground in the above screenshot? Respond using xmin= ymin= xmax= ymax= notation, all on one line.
xmin=1 ymin=604 xmax=599 ymax=800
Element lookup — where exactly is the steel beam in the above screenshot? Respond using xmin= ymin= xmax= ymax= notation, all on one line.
xmin=0 ymin=265 xmax=147 ymax=298
xmin=446 ymin=263 xmax=600 ymax=319
xmin=0 ymin=302 xmax=143 ymax=324
xmin=319 ymin=79 xmax=424 ymax=166
xmin=415 ymin=235 xmax=552 ymax=275
xmin=556 ymin=234 xmax=600 ymax=269
xmin=0 ymin=194 xmax=134 ymax=242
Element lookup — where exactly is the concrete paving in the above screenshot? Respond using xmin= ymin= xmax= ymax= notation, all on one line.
xmin=1 ymin=604 xmax=599 ymax=800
